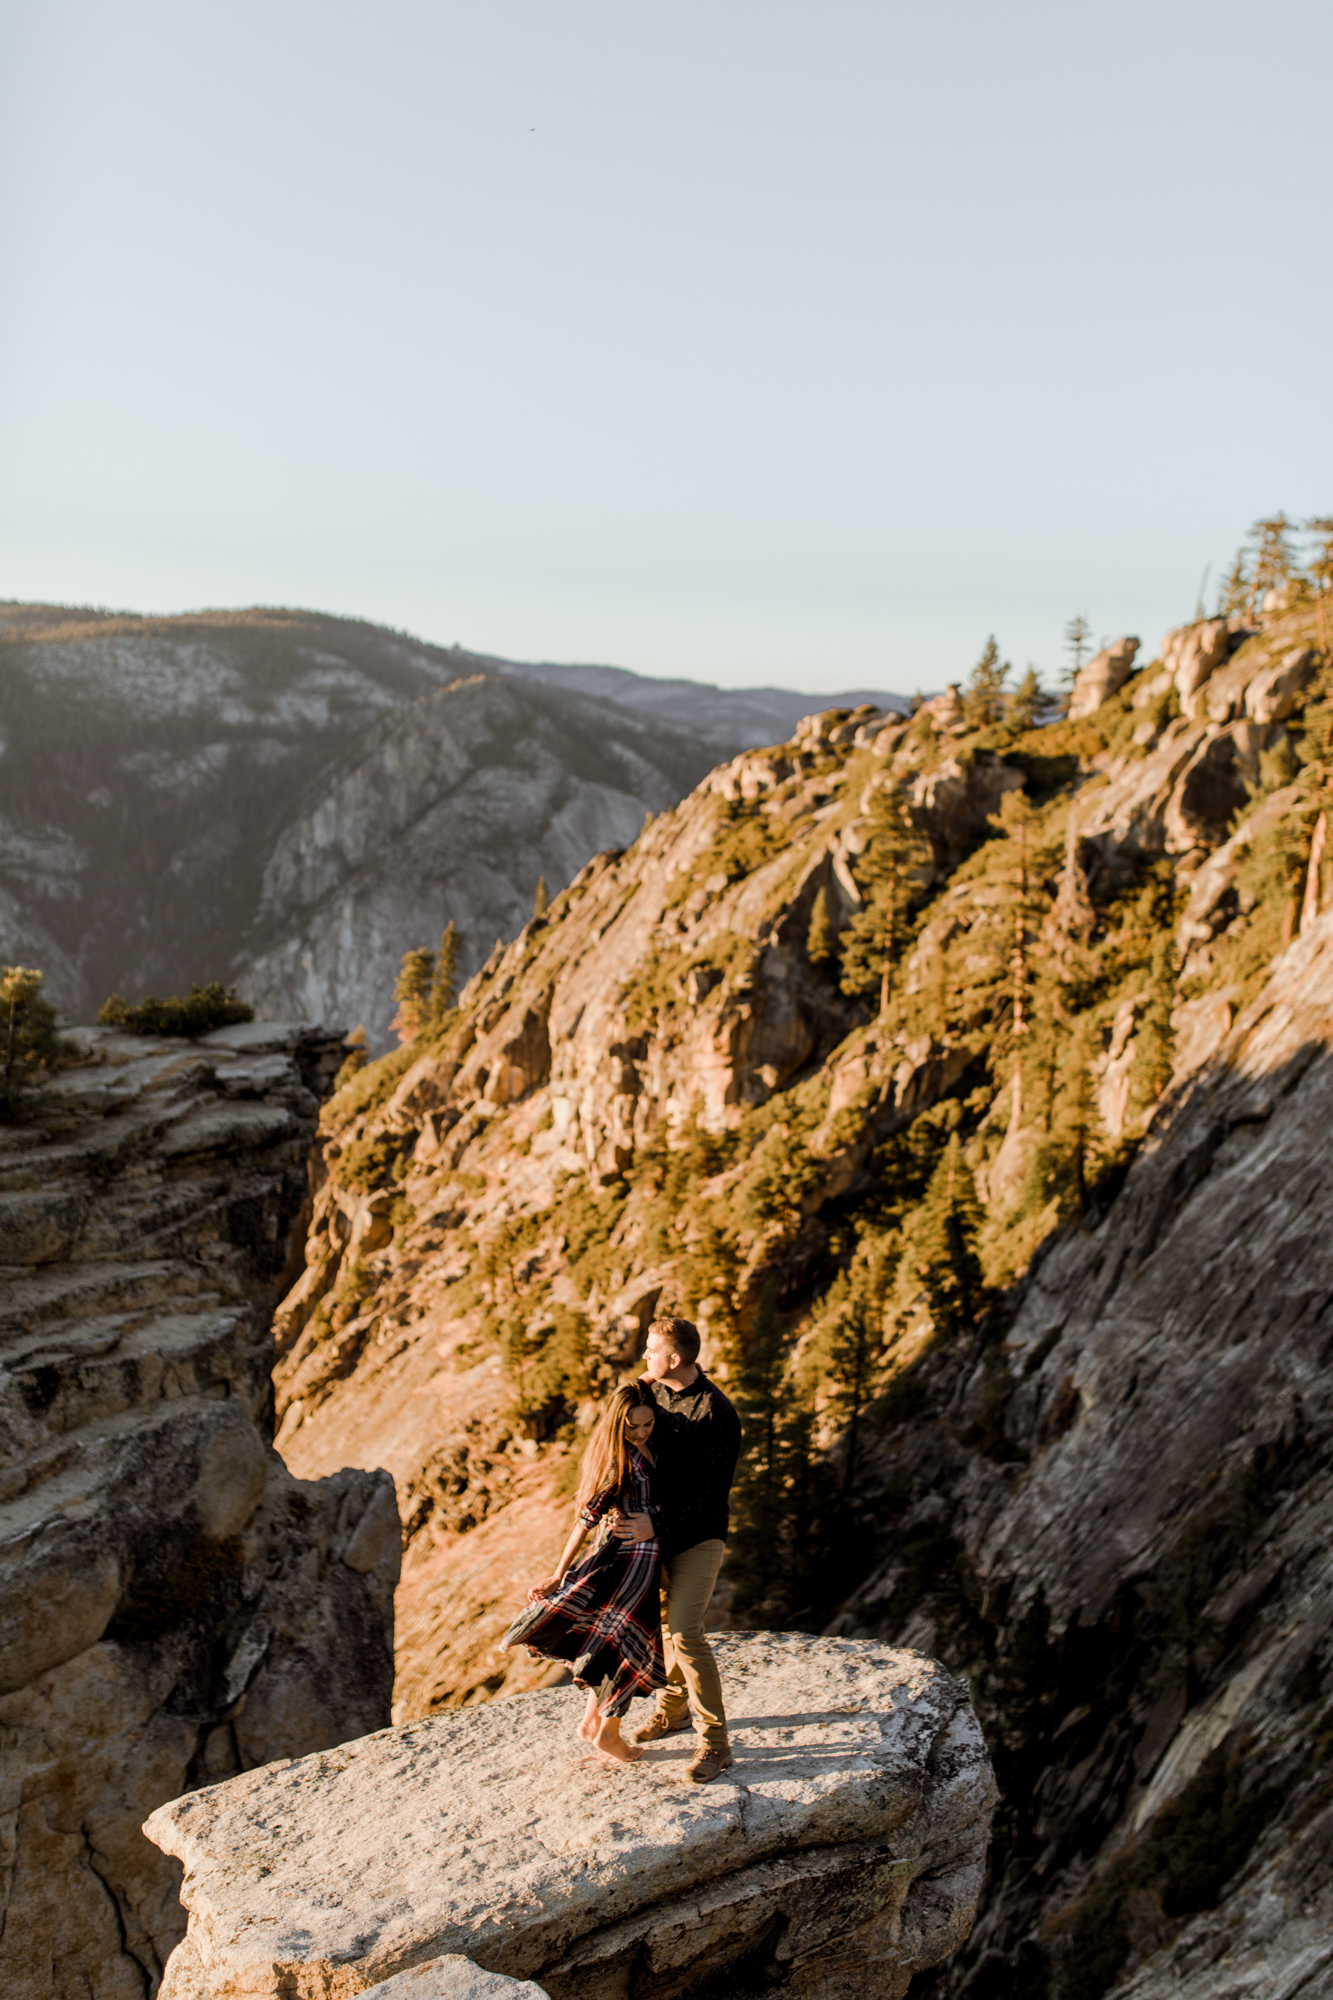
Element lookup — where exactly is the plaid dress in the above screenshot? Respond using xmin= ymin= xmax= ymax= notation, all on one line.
xmin=500 ymin=1445 xmax=666 ymax=1718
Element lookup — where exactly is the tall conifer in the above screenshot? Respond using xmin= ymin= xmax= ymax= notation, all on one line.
xmin=429 ymin=921 xmax=461 ymax=1031
xmin=912 ymin=1134 xmax=985 ymax=1333
xmin=840 ymin=786 xmax=930 ymax=1010
xmin=391 ymin=946 xmax=435 ymax=1043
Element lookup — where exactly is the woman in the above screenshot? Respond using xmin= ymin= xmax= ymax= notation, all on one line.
xmin=501 ymin=1382 xmax=665 ymax=1765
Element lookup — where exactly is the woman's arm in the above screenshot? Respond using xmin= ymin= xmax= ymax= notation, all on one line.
xmin=526 ymin=1512 xmax=590 ymax=1600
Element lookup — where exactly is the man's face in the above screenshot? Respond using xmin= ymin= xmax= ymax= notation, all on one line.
xmin=643 ymin=1332 xmax=680 ymax=1380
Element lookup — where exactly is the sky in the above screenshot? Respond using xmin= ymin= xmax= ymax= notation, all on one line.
xmin=1 ymin=0 xmax=1330 ymax=695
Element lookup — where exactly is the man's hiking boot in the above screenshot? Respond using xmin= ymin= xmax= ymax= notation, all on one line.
xmin=631 ymin=1711 xmax=693 ymax=1745
xmin=686 ymin=1745 xmax=734 ymax=1784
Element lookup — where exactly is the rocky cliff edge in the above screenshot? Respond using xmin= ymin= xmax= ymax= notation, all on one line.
xmin=0 ymin=1022 xmax=401 ymax=2000
xmin=146 ymin=1631 xmax=995 ymax=2000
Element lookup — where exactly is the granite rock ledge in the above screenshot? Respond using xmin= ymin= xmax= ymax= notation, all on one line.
xmin=146 ymin=1630 xmax=996 ymax=2000
xmin=0 ymin=1022 xmax=400 ymax=2000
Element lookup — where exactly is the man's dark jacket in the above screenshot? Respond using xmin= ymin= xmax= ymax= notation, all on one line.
xmin=645 ymin=1370 xmax=742 ymax=1563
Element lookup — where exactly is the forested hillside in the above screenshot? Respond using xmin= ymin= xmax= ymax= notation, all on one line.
xmin=275 ymin=520 xmax=1333 ymax=1999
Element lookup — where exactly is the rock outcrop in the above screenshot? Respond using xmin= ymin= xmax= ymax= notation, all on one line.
xmin=146 ymin=1633 xmax=996 ymax=2000
xmin=1067 ymin=636 xmax=1140 ymax=719
xmin=0 ymin=1022 xmax=400 ymax=2000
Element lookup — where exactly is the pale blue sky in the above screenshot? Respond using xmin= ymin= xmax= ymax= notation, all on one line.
xmin=2 ymin=0 xmax=1329 ymax=692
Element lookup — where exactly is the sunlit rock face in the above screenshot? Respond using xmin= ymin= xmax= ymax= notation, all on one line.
xmin=146 ymin=1633 xmax=996 ymax=2000
xmin=0 ymin=1023 xmax=399 ymax=2000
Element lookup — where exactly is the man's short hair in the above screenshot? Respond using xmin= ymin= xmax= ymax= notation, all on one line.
xmin=648 ymin=1315 xmax=700 ymax=1364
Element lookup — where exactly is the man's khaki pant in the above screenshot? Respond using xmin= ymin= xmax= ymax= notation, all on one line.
xmin=655 ymin=1539 xmax=728 ymax=1751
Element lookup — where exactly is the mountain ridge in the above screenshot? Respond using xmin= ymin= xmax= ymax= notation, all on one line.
xmin=0 ymin=601 xmax=905 ymax=1043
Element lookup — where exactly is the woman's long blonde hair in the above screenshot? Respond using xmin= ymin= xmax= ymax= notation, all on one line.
xmin=575 ymin=1383 xmax=656 ymax=1514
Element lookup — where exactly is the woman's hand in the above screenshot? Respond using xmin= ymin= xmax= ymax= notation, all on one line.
xmin=526 ymin=1575 xmax=562 ymax=1602
xmin=608 ymin=1509 xmax=654 ymax=1544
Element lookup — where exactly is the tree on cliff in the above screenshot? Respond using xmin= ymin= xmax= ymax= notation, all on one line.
xmin=393 ymin=921 xmax=464 ymax=1043
xmin=2 ymin=966 xmax=78 ymax=1117
xmin=391 ymin=947 xmax=436 ymax=1042
xmin=332 ymin=1024 xmax=370 ymax=1092
xmin=430 ymin=921 xmax=461 ymax=1030
xmin=1063 ymin=615 xmax=1092 ymax=684
xmin=532 ymin=876 xmax=550 ymax=918
xmin=1307 ymin=515 xmax=1333 ymax=653
xmin=728 ymin=1284 xmax=828 ymax=1623
xmin=1246 ymin=512 xmax=1297 ymax=617
xmin=1003 ymin=665 xmax=1046 ymax=734
xmin=825 ymin=1270 xmax=887 ymax=1499
xmin=963 ymin=636 xmax=1009 ymax=729
xmin=907 ymin=1133 xmax=985 ymax=1333
xmin=840 ymin=786 xmax=931 ymax=1011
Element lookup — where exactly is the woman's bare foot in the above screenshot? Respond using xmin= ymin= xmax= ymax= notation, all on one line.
xmin=592 ymin=1715 xmax=643 ymax=1764
xmin=576 ymin=1691 xmax=599 ymax=1742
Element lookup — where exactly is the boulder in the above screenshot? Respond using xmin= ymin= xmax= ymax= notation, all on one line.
xmin=1245 ymin=646 xmax=1319 ymax=723
xmin=1068 ymin=636 xmax=1140 ymax=720
xmin=146 ymin=1632 xmax=996 ymax=2000
xmin=1161 ymin=618 xmax=1233 ymax=716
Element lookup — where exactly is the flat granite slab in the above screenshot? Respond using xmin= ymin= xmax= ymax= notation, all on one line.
xmin=147 ymin=1632 xmax=996 ymax=2000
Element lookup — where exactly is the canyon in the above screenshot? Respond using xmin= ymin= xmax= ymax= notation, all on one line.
xmin=0 ymin=602 xmax=900 ymax=1046
xmin=6 ymin=579 xmax=1333 ymax=2000
xmin=270 ymin=587 xmax=1333 ymax=1998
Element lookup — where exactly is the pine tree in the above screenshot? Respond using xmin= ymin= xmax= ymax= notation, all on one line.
xmin=911 ymin=1134 xmax=985 ymax=1333
xmin=391 ymin=946 xmax=436 ymax=1043
xmin=532 ymin=876 xmax=550 ymax=918
xmin=989 ymin=788 xmax=1045 ymax=1134
xmin=963 ymin=637 xmax=1009 ymax=729
xmin=1246 ymin=512 xmax=1296 ymax=618
xmin=1003 ymin=666 xmax=1045 ymax=734
xmin=1063 ymin=615 xmax=1092 ymax=686
xmin=332 ymin=1023 xmax=370 ymax=1092
xmin=727 ymin=1284 xmax=795 ymax=1618
xmin=1306 ymin=516 xmax=1333 ymax=654
xmin=839 ymin=786 xmax=931 ymax=1010
xmin=1029 ymin=1011 xmax=1099 ymax=1215
xmin=2 ymin=966 xmax=76 ymax=1118
xmin=429 ymin=921 xmax=461 ymax=1032
xmin=825 ymin=1270 xmax=886 ymax=1498
xmin=1220 ymin=550 xmax=1249 ymax=620
xmin=806 ymin=884 xmax=837 ymax=967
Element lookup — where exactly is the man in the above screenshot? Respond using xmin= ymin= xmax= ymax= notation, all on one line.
xmin=612 ymin=1314 xmax=741 ymax=1783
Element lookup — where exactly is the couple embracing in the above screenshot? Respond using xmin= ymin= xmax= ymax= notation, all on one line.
xmin=501 ymin=1316 xmax=741 ymax=1783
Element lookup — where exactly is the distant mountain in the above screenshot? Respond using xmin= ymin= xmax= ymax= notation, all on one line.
xmin=0 ymin=603 xmax=906 ymax=1040
xmin=483 ymin=654 xmax=908 ymax=749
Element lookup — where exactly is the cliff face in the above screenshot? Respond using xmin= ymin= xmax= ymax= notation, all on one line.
xmin=0 ymin=602 xmax=899 ymax=1043
xmin=274 ymin=592 xmax=1332 ymax=1996
xmin=145 ymin=1633 xmax=995 ymax=2000
xmin=0 ymin=1023 xmax=400 ymax=2000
